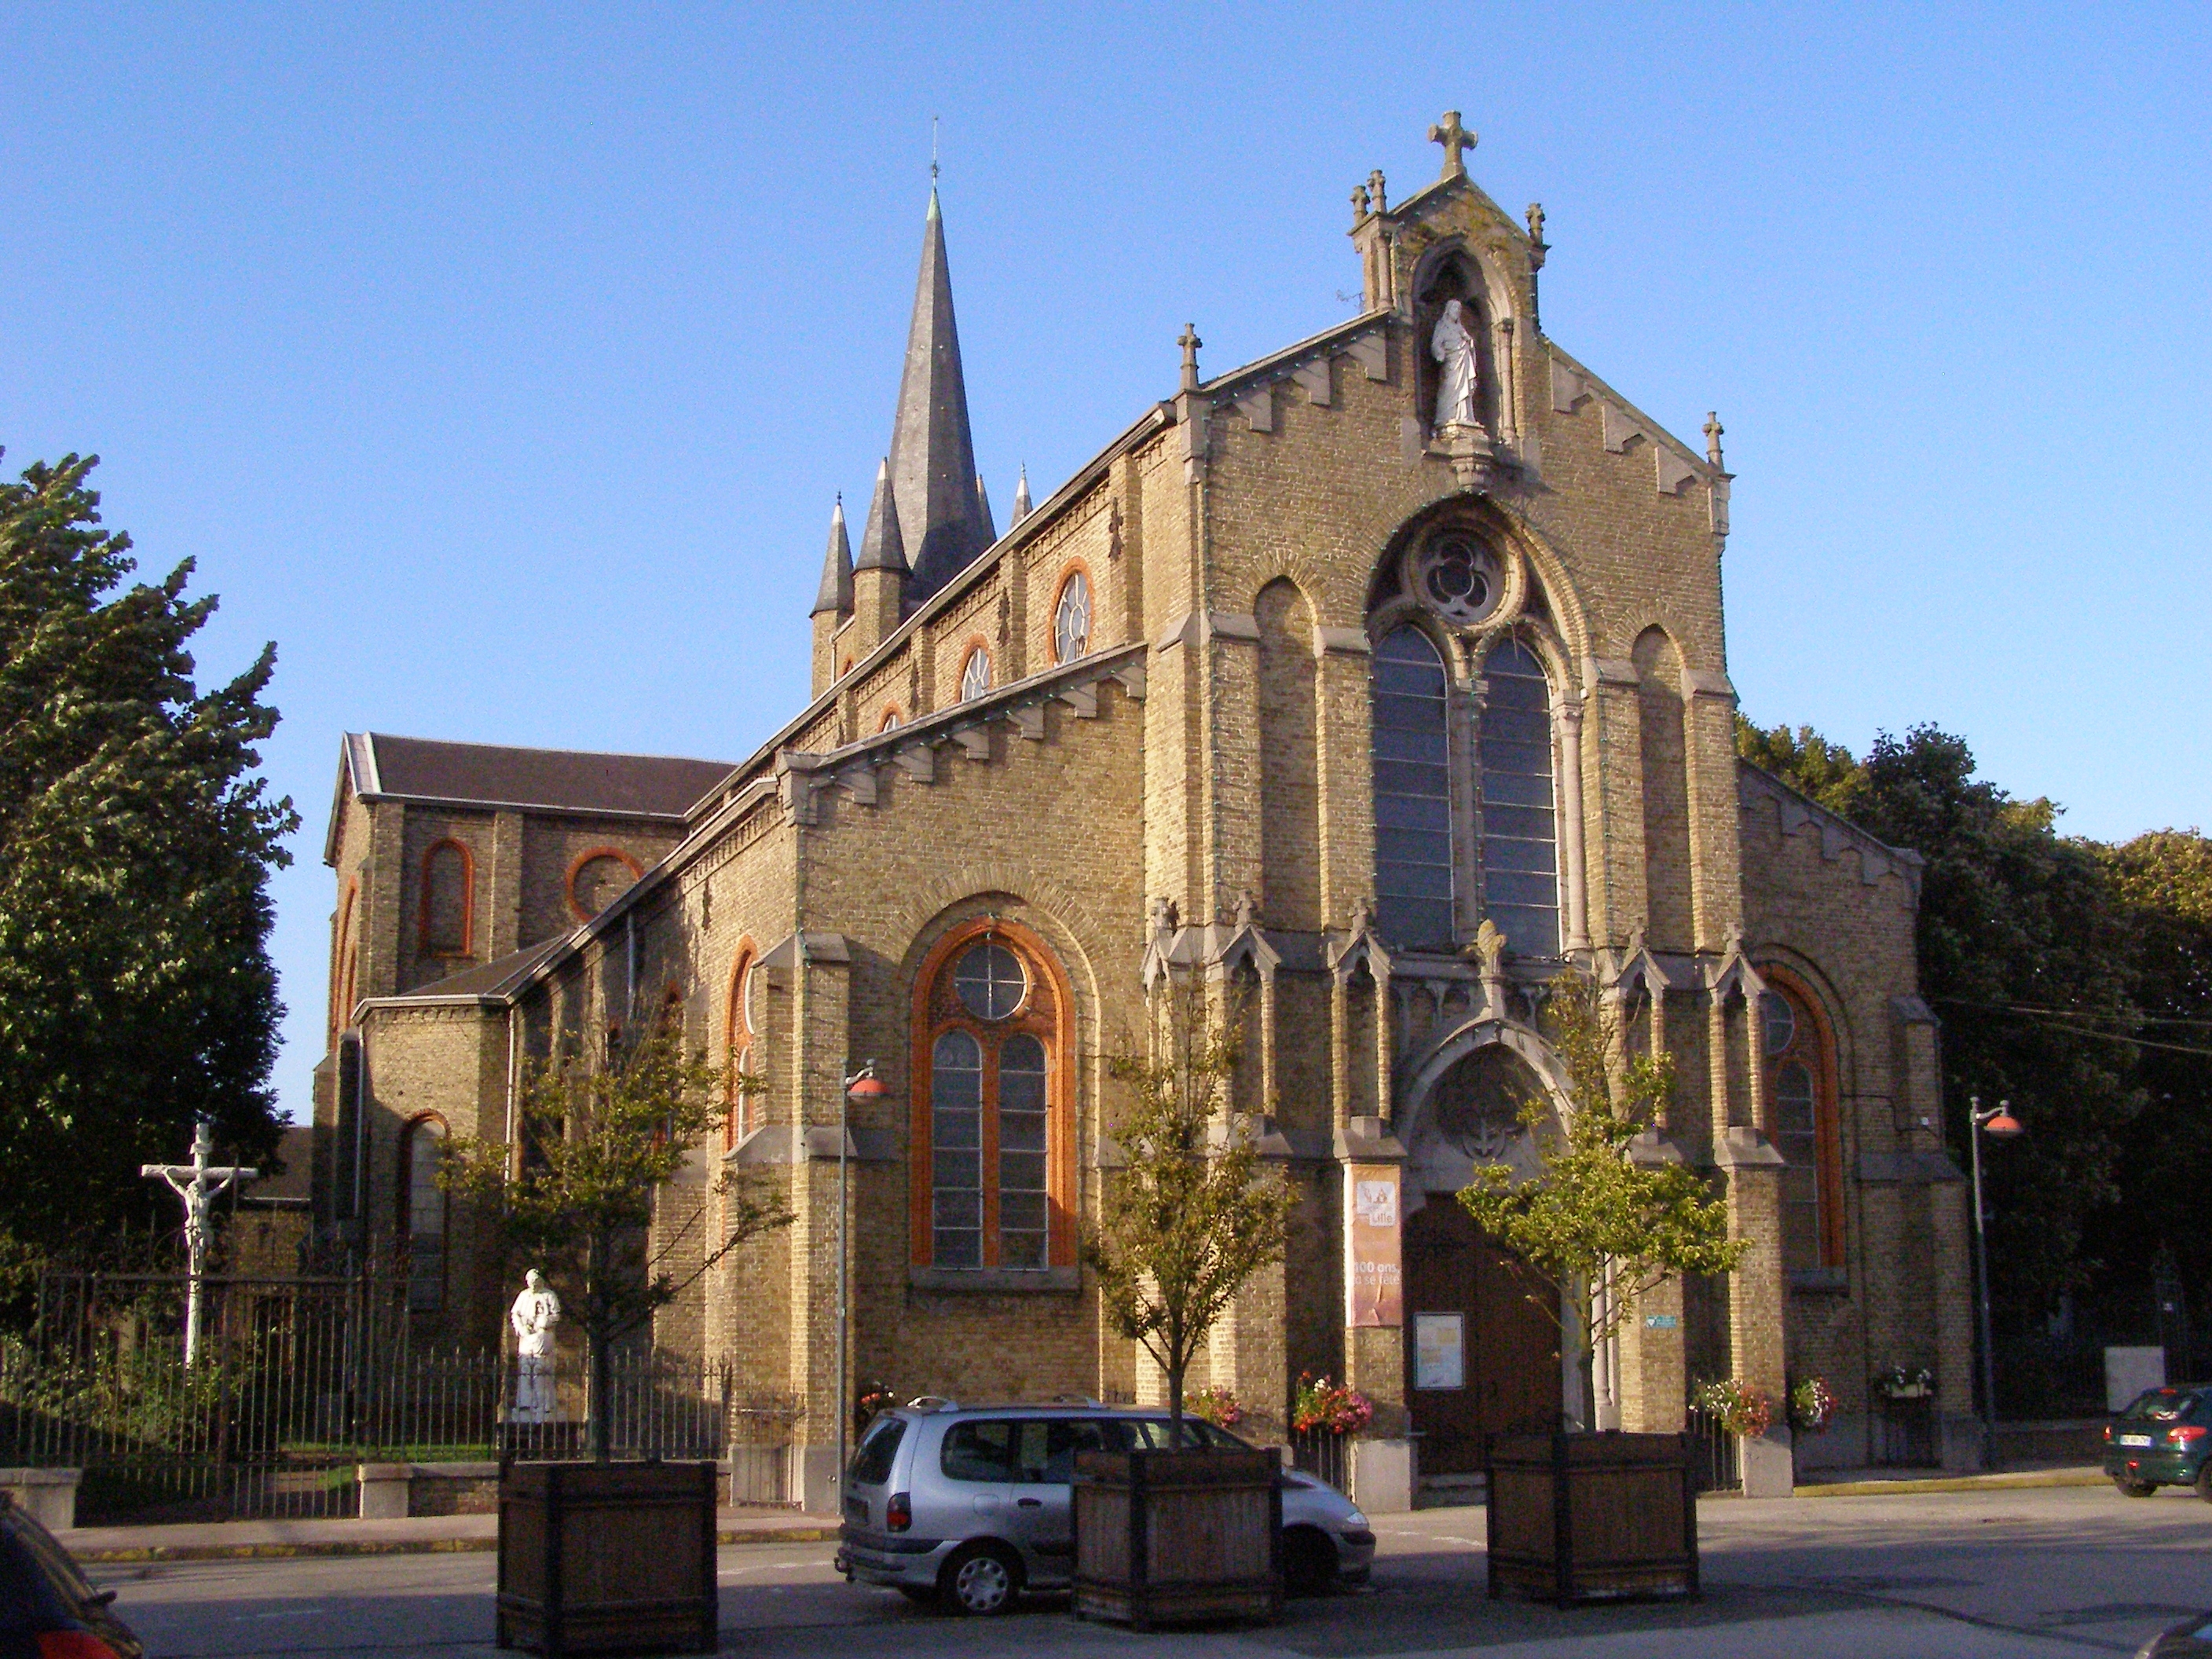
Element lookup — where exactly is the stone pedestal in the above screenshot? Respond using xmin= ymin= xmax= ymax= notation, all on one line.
xmin=1350 ymin=1437 xmax=1415 ymax=1514
xmin=1738 ymin=1428 xmax=1794 ymax=1497
xmin=357 ymin=1463 xmax=410 ymax=1520
xmin=0 ymin=1468 xmax=78 ymax=1531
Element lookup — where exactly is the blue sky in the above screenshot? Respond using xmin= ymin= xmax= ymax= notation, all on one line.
xmin=4 ymin=3 xmax=2206 ymax=1122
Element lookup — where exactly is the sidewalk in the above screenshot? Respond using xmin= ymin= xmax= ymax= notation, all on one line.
xmin=1792 ymin=1463 xmax=2108 ymax=1497
xmin=63 ymin=1505 xmax=838 ymax=1564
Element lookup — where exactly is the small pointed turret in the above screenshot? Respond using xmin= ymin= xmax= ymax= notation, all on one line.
xmin=887 ymin=187 xmax=994 ymax=602
xmin=811 ymin=497 xmax=854 ymax=617
xmin=1013 ymin=465 xmax=1032 ymax=523
xmin=974 ymin=473 xmax=996 ymax=545
xmin=856 ymin=458 xmax=908 ymax=573
xmin=850 ymin=457 xmax=908 ymax=659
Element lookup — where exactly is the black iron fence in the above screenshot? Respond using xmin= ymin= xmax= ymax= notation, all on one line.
xmin=1686 ymin=1404 xmax=1740 ymax=1493
xmin=0 ymin=1270 xmax=794 ymax=1523
xmin=1289 ymin=1427 xmax=1352 ymax=1494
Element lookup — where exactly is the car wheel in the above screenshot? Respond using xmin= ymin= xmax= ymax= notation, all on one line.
xmin=1282 ymin=1526 xmax=1339 ymax=1597
xmin=2196 ymin=1463 xmax=2212 ymax=1504
xmin=940 ymin=1544 xmax=1022 ymax=1616
xmin=2115 ymin=1475 xmax=2159 ymax=1497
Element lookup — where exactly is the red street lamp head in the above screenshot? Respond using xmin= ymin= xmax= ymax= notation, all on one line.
xmin=846 ymin=1073 xmax=890 ymax=1104
xmin=1982 ymin=1108 xmax=2023 ymax=1139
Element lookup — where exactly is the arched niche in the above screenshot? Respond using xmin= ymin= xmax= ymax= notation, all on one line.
xmin=1396 ymin=1018 xmax=1575 ymax=1211
xmin=1410 ymin=241 xmax=1513 ymax=440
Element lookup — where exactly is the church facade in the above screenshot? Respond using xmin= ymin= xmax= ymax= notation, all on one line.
xmin=312 ymin=122 xmax=1978 ymax=1507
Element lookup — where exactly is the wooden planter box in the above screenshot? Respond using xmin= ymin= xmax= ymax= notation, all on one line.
xmin=1071 ymin=1445 xmax=1281 ymax=1628
xmin=1485 ymin=1431 xmax=1697 ymax=1606
xmin=496 ymin=1460 xmax=716 ymax=1655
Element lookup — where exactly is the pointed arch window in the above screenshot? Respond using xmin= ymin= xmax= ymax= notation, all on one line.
xmin=960 ymin=645 xmax=993 ymax=702
xmin=1476 ymin=639 xmax=1560 ymax=957
xmin=1053 ymin=567 xmax=1091 ymax=663
xmin=912 ymin=925 xmax=1072 ymax=1274
xmin=726 ymin=945 xmax=760 ymax=1148
xmin=1760 ymin=978 xmax=1844 ymax=1274
xmin=420 ymin=840 xmax=474 ymax=958
xmin=399 ymin=1114 xmax=449 ymax=1313
xmin=1372 ymin=625 xmax=1454 ymax=947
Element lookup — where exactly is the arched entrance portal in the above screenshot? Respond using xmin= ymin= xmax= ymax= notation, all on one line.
xmin=1402 ymin=1043 xmax=1562 ymax=1474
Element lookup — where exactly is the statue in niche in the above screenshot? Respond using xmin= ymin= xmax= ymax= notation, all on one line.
xmin=509 ymin=1268 xmax=562 ymax=1423
xmin=1430 ymin=298 xmax=1481 ymax=429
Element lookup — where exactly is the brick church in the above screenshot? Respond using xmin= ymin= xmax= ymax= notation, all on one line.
xmin=313 ymin=119 xmax=1978 ymax=1507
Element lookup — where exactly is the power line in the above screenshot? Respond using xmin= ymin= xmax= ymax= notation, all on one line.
xmin=1931 ymin=998 xmax=2212 ymax=1059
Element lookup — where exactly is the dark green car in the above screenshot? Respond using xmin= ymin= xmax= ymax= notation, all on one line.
xmin=2105 ymin=1386 xmax=2212 ymax=1499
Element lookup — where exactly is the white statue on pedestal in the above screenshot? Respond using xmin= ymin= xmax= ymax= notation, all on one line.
xmin=509 ymin=1269 xmax=562 ymax=1423
xmin=1430 ymin=298 xmax=1481 ymax=428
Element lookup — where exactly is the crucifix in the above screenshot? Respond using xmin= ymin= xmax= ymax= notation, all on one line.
xmin=142 ymin=1120 xmax=258 ymax=1367
xmin=1428 ymin=111 xmax=1476 ymax=178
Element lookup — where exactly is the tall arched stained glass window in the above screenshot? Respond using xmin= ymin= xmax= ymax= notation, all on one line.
xmin=1477 ymin=639 xmax=1559 ymax=957
xmin=1372 ymin=625 xmax=1454 ymax=947
xmin=930 ymin=1029 xmax=984 ymax=1268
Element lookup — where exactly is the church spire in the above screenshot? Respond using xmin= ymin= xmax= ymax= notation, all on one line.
xmin=888 ymin=186 xmax=993 ymax=602
xmin=811 ymin=496 xmax=853 ymax=617
xmin=1013 ymin=465 xmax=1032 ymax=523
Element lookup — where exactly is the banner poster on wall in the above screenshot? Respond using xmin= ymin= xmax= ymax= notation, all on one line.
xmin=1346 ymin=1163 xmax=1403 ymax=1328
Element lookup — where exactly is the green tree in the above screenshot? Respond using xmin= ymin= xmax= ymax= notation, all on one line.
xmin=1458 ymin=969 xmax=1745 ymax=1427
xmin=2083 ymin=831 xmax=2212 ymax=1327
xmin=1736 ymin=716 xmax=2143 ymax=1334
xmin=0 ymin=453 xmax=297 ymax=1284
xmin=1083 ymin=980 xmax=1297 ymax=1438
xmin=1734 ymin=716 xmax=1870 ymax=819
xmin=441 ymin=1031 xmax=793 ymax=1459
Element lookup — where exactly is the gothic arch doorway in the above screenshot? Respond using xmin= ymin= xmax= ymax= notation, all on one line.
xmin=1402 ymin=1043 xmax=1562 ymax=1473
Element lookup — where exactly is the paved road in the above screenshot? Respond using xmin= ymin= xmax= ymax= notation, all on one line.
xmin=92 ymin=1485 xmax=2212 ymax=1657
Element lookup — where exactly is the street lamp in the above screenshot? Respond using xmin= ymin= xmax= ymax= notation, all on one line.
xmin=838 ymin=1064 xmax=891 ymax=1490
xmin=1968 ymin=1096 xmax=2023 ymax=1470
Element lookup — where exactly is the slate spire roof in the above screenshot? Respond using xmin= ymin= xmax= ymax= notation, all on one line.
xmin=888 ymin=187 xmax=994 ymax=602
xmin=811 ymin=496 xmax=853 ymax=616
xmin=855 ymin=457 xmax=908 ymax=573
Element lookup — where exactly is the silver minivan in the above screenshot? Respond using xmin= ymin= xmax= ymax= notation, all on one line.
xmin=834 ymin=1399 xmax=1375 ymax=1615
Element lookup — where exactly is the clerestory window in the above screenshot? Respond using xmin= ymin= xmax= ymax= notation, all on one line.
xmin=1053 ymin=568 xmax=1091 ymax=663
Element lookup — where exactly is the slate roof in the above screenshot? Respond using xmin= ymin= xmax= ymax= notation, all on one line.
xmin=345 ymin=733 xmax=734 ymax=819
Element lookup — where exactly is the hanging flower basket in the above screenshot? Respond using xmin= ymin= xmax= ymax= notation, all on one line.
xmin=1789 ymin=1375 xmax=1837 ymax=1435
xmin=1291 ymin=1373 xmax=1372 ymax=1435
xmin=1189 ymin=1385 xmax=1245 ymax=1430
xmin=1874 ymin=1365 xmax=1935 ymax=1401
xmin=1692 ymin=1378 xmax=1773 ymax=1440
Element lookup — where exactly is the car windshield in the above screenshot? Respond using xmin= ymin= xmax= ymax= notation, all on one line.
xmin=848 ymin=1415 xmax=906 ymax=1485
xmin=2121 ymin=1389 xmax=2201 ymax=1422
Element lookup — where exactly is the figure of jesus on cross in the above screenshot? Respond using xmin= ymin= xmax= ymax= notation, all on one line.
xmin=142 ymin=1120 xmax=258 ymax=1367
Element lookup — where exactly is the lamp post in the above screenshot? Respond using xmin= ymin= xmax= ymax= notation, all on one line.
xmin=838 ymin=1064 xmax=890 ymax=1489
xmin=1968 ymin=1096 xmax=2023 ymax=1470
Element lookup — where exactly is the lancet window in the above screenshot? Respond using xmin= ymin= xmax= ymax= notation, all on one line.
xmin=1371 ymin=625 xmax=1455 ymax=948
xmin=1053 ymin=567 xmax=1091 ymax=663
xmin=911 ymin=924 xmax=1071 ymax=1274
xmin=1475 ymin=639 xmax=1560 ymax=957
xmin=1761 ymin=979 xmax=1843 ymax=1273
xmin=419 ymin=840 xmax=473 ymax=958
xmin=400 ymin=1114 xmax=448 ymax=1313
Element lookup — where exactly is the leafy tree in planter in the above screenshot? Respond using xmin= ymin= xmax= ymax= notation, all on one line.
xmin=1459 ymin=969 xmax=1745 ymax=1430
xmin=443 ymin=1031 xmax=793 ymax=1459
xmin=1084 ymin=978 xmax=1296 ymax=1440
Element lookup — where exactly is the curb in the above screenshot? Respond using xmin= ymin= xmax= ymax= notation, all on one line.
xmin=1795 ymin=1468 xmax=2108 ymax=1498
xmin=75 ymin=1524 xmax=838 ymax=1565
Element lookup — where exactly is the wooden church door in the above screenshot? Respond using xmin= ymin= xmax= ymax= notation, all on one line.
xmin=1402 ymin=1194 xmax=1562 ymax=1474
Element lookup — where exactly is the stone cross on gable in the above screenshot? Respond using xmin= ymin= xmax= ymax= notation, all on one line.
xmin=142 ymin=1119 xmax=258 ymax=1368
xmin=1429 ymin=111 xmax=1477 ymax=178
xmin=1178 ymin=323 xmax=1203 ymax=393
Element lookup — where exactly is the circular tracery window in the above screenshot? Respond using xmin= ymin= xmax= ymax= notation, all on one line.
xmin=954 ymin=940 xmax=1027 ymax=1020
xmin=1414 ymin=534 xmax=1503 ymax=627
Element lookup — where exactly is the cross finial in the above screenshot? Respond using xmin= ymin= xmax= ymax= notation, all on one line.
xmin=1178 ymin=323 xmax=1202 ymax=392
xmin=1428 ymin=112 xmax=1476 ymax=178
xmin=1704 ymin=412 xmax=1725 ymax=467
xmin=1525 ymin=203 xmax=1548 ymax=271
